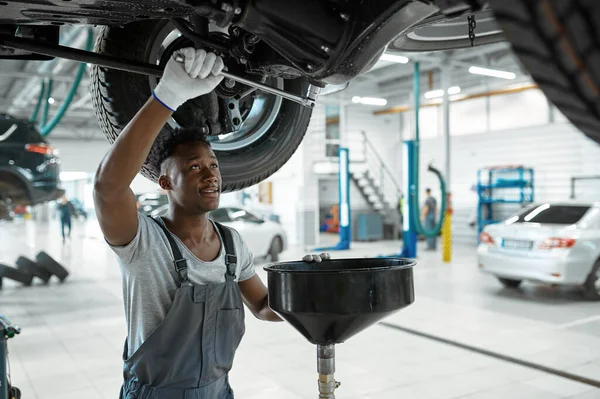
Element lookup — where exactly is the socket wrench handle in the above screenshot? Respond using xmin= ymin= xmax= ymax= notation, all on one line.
xmin=173 ymin=53 xmax=318 ymax=108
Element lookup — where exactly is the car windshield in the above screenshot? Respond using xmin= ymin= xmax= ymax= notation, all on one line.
xmin=506 ymin=204 xmax=590 ymax=225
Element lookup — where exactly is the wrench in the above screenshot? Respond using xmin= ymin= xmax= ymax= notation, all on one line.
xmin=0 ymin=35 xmax=319 ymax=108
xmin=174 ymin=53 xmax=319 ymax=108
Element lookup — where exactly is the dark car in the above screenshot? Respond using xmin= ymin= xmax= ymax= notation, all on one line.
xmin=0 ymin=114 xmax=63 ymax=208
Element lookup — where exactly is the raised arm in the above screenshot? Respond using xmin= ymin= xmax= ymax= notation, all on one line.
xmin=93 ymin=49 xmax=224 ymax=246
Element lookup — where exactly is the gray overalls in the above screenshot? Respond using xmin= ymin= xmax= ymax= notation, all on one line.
xmin=120 ymin=217 xmax=246 ymax=399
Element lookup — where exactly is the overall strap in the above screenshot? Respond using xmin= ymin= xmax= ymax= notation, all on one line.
xmin=149 ymin=216 xmax=189 ymax=284
xmin=213 ymin=222 xmax=237 ymax=278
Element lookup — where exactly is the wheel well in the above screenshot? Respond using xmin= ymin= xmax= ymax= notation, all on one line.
xmin=270 ymin=235 xmax=283 ymax=252
xmin=0 ymin=170 xmax=32 ymax=205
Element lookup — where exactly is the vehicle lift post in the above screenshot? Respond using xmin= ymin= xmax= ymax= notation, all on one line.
xmin=314 ymin=147 xmax=351 ymax=252
xmin=399 ymin=140 xmax=418 ymax=258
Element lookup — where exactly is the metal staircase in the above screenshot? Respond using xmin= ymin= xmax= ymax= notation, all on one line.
xmin=348 ymin=131 xmax=402 ymax=236
xmin=309 ymin=127 xmax=403 ymax=238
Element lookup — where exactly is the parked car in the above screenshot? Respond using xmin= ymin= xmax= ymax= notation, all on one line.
xmin=477 ymin=202 xmax=600 ymax=300
xmin=151 ymin=205 xmax=287 ymax=261
xmin=1 ymin=1 xmax=598 ymax=191
xmin=136 ymin=193 xmax=169 ymax=215
xmin=0 ymin=114 xmax=63 ymax=207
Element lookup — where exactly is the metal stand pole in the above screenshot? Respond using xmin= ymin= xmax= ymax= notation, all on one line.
xmin=317 ymin=344 xmax=340 ymax=398
xmin=0 ymin=330 xmax=7 ymax=399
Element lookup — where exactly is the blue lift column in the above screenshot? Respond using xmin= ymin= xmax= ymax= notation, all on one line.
xmin=314 ymin=147 xmax=351 ymax=252
xmin=400 ymin=140 xmax=418 ymax=258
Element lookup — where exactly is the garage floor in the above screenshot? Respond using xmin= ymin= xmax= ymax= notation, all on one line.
xmin=1 ymin=218 xmax=599 ymax=399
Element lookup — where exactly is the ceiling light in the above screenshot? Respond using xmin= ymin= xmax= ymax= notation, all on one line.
xmin=424 ymin=86 xmax=461 ymax=99
xmin=352 ymin=96 xmax=387 ymax=106
xmin=447 ymin=86 xmax=461 ymax=95
xmin=48 ymin=97 xmax=55 ymax=105
xmin=380 ymin=53 xmax=409 ymax=64
xmin=469 ymin=66 xmax=516 ymax=80
xmin=424 ymin=89 xmax=444 ymax=100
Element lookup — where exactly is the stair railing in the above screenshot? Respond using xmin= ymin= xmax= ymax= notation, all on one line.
xmin=356 ymin=131 xmax=402 ymax=209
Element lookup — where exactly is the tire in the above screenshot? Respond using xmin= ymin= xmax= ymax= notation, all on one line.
xmin=498 ymin=277 xmax=522 ymax=288
xmin=490 ymin=0 xmax=600 ymax=144
xmin=267 ymin=236 xmax=283 ymax=262
xmin=0 ymin=263 xmax=33 ymax=286
xmin=90 ymin=20 xmax=313 ymax=192
xmin=36 ymin=251 xmax=70 ymax=282
xmin=15 ymin=256 xmax=51 ymax=283
xmin=582 ymin=260 xmax=600 ymax=301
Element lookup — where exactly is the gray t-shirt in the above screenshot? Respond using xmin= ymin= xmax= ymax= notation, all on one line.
xmin=425 ymin=196 xmax=437 ymax=218
xmin=109 ymin=212 xmax=256 ymax=358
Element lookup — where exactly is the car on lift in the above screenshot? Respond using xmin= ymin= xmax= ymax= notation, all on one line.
xmin=477 ymin=202 xmax=600 ymax=300
xmin=151 ymin=204 xmax=287 ymax=261
xmin=0 ymin=1 xmax=597 ymax=194
xmin=0 ymin=114 xmax=63 ymax=219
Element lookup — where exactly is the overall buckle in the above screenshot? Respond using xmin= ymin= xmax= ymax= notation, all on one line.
xmin=173 ymin=258 xmax=188 ymax=272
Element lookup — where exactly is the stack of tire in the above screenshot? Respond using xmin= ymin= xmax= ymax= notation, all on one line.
xmin=0 ymin=251 xmax=69 ymax=288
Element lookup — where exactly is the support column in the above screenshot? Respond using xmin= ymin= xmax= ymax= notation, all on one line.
xmin=441 ymin=63 xmax=451 ymax=189
xmin=441 ymin=63 xmax=452 ymax=263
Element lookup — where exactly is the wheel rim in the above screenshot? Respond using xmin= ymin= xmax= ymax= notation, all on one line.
xmin=594 ymin=267 xmax=600 ymax=293
xmin=147 ymin=22 xmax=283 ymax=152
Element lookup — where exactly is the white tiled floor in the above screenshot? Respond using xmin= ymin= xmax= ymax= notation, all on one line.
xmin=1 ymin=217 xmax=599 ymax=398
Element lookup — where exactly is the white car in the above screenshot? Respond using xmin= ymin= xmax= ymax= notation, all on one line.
xmin=151 ymin=205 xmax=287 ymax=262
xmin=477 ymin=202 xmax=600 ymax=300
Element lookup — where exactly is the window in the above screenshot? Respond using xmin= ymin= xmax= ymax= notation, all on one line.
xmin=210 ymin=208 xmax=232 ymax=223
xmin=506 ymin=204 xmax=590 ymax=225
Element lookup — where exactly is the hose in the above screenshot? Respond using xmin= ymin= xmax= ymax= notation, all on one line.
xmin=410 ymin=61 xmax=447 ymax=237
xmin=40 ymin=27 xmax=94 ymax=137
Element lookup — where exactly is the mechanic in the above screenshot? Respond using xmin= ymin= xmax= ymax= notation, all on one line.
xmin=421 ymin=187 xmax=438 ymax=251
xmin=93 ymin=48 xmax=328 ymax=398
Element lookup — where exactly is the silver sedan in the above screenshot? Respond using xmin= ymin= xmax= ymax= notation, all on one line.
xmin=477 ymin=202 xmax=600 ymax=300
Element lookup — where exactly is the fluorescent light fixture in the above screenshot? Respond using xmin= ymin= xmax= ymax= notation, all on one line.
xmin=48 ymin=97 xmax=55 ymax=105
xmin=447 ymin=86 xmax=461 ymax=95
xmin=380 ymin=53 xmax=409 ymax=64
xmin=469 ymin=66 xmax=516 ymax=80
xmin=352 ymin=96 xmax=387 ymax=106
xmin=424 ymin=89 xmax=444 ymax=100
xmin=424 ymin=86 xmax=461 ymax=99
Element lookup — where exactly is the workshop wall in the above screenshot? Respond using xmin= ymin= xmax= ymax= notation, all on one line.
xmin=418 ymin=123 xmax=600 ymax=245
xmin=351 ymin=87 xmax=600 ymax=245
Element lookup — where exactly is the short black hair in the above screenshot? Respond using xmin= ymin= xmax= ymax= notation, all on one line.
xmin=147 ymin=127 xmax=212 ymax=175
xmin=425 ymin=188 xmax=431 ymax=193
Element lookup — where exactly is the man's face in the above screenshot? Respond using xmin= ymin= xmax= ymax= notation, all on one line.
xmin=160 ymin=141 xmax=222 ymax=213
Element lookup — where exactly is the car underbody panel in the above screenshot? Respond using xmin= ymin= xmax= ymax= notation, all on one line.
xmin=0 ymin=1 xmax=195 ymax=26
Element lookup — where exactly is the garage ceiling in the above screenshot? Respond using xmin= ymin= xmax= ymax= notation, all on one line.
xmin=0 ymin=26 xmax=530 ymax=141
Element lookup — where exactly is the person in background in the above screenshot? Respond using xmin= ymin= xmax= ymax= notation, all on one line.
xmin=57 ymin=195 xmax=72 ymax=243
xmin=421 ymin=188 xmax=437 ymax=250
xmin=397 ymin=193 xmax=404 ymax=239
